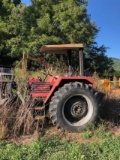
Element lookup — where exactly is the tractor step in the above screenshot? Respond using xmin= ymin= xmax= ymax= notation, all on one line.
xmin=34 ymin=106 xmax=44 ymax=111
xmin=34 ymin=115 xmax=45 ymax=121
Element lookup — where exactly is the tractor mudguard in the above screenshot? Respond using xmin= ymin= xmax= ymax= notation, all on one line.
xmin=45 ymin=76 xmax=95 ymax=104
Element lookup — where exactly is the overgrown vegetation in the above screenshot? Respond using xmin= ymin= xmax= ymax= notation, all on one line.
xmin=0 ymin=0 xmax=120 ymax=159
xmin=0 ymin=69 xmax=120 ymax=139
xmin=0 ymin=68 xmax=55 ymax=139
xmin=0 ymin=69 xmax=120 ymax=160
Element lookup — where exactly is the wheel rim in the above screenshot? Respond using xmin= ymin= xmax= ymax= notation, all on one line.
xmin=62 ymin=94 xmax=94 ymax=127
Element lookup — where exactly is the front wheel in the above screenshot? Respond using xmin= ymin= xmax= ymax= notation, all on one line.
xmin=49 ymin=82 xmax=99 ymax=132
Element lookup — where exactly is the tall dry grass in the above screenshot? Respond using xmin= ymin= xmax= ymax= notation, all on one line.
xmin=1 ymin=69 xmax=120 ymax=139
xmin=0 ymin=68 xmax=44 ymax=139
xmin=0 ymin=67 xmax=57 ymax=139
xmin=0 ymin=89 xmax=37 ymax=139
xmin=93 ymin=73 xmax=120 ymax=124
xmin=100 ymin=92 xmax=120 ymax=124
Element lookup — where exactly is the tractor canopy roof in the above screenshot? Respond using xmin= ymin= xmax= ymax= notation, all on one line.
xmin=40 ymin=44 xmax=84 ymax=54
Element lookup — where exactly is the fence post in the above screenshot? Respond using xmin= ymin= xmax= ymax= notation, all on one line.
xmin=22 ymin=52 xmax=27 ymax=74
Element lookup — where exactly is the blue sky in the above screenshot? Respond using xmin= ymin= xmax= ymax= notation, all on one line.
xmin=21 ymin=0 xmax=120 ymax=59
xmin=88 ymin=0 xmax=120 ymax=59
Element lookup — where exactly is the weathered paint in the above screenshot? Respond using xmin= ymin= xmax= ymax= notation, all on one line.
xmin=44 ymin=76 xmax=94 ymax=103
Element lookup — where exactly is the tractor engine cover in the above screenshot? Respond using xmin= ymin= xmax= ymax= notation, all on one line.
xmin=27 ymin=78 xmax=50 ymax=98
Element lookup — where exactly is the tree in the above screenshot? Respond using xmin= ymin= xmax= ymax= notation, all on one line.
xmin=113 ymin=70 xmax=120 ymax=76
xmin=0 ymin=0 xmax=114 ymax=76
xmin=6 ymin=0 xmax=98 ymax=59
xmin=0 ymin=0 xmax=21 ymax=65
xmin=6 ymin=4 xmax=31 ymax=58
xmin=84 ymin=45 xmax=114 ymax=77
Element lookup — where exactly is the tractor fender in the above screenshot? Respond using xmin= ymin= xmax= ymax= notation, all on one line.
xmin=45 ymin=76 xmax=95 ymax=104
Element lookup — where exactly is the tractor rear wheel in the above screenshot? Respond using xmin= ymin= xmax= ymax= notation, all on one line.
xmin=49 ymin=82 xmax=99 ymax=132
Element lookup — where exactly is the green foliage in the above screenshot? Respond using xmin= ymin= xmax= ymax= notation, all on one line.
xmin=0 ymin=0 xmax=115 ymax=76
xmin=1 ymin=0 xmax=98 ymax=59
xmin=81 ymin=122 xmax=111 ymax=139
xmin=52 ymin=0 xmax=98 ymax=44
xmin=112 ymin=58 xmax=120 ymax=71
xmin=27 ymin=0 xmax=98 ymax=58
xmin=85 ymin=45 xmax=114 ymax=77
xmin=0 ymin=0 xmax=21 ymax=64
xmin=114 ymin=70 xmax=120 ymax=76
xmin=7 ymin=4 xmax=30 ymax=58
xmin=0 ymin=131 xmax=120 ymax=160
xmin=81 ymin=129 xmax=93 ymax=139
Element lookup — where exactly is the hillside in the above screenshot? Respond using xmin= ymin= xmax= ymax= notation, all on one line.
xmin=111 ymin=58 xmax=120 ymax=70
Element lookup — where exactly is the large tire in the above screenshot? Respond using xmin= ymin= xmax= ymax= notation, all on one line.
xmin=49 ymin=82 xmax=99 ymax=132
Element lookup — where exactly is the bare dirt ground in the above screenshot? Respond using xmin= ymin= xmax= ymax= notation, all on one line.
xmin=111 ymin=126 xmax=120 ymax=136
xmin=10 ymin=124 xmax=120 ymax=146
xmin=10 ymin=125 xmax=102 ymax=145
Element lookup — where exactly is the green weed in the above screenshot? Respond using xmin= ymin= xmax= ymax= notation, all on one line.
xmin=0 ymin=133 xmax=120 ymax=160
xmin=81 ymin=121 xmax=113 ymax=140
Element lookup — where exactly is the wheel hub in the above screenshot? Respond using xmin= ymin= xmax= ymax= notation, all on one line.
xmin=71 ymin=101 xmax=87 ymax=119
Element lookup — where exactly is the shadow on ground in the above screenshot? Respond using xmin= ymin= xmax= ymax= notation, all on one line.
xmin=100 ymin=92 xmax=120 ymax=124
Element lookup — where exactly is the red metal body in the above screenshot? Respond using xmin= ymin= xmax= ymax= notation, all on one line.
xmin=28 ymin=75 xmax=95 ymax=104
xmin=27 ymin=44 xmax=95 ymax=105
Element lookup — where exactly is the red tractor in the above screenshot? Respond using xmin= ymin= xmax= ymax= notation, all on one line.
xmin=0 ymin=44 xmax=104 ymax=133
xmin=26 ymin=44 xmax=104 ymax=132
